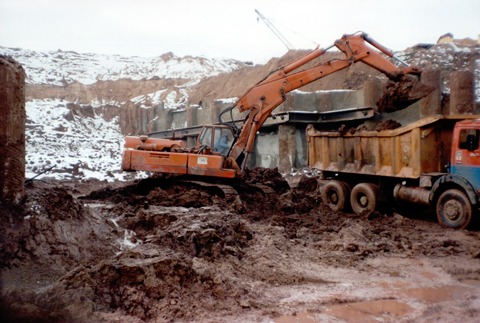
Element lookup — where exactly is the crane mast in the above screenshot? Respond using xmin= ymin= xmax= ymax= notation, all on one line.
xmin=255 ymin=9 xmax=294 ymax=50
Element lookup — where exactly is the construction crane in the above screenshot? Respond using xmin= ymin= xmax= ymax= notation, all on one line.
xmin=255 ymin=9 xmax=294 ymax=50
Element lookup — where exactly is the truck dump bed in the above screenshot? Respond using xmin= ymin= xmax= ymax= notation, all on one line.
xmin=307 ymin=115 xmax=479 ymax=179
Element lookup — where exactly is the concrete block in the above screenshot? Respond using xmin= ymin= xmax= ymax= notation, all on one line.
xmin=196 ymin=103 xmax=210 ymax=127
xmin=420 ymin=69 xmax=442 ymax=118
xmin=186 ymin=104 xmax=198 ymax=127
xmin=171 ymin=110 xmax=187 ymax=129
xmin=317 ymin=91 xmax=331 ymax=112
xmin=252 ymin=131 xmax=279 ymax=168
xmin=0 ymin=56 xmax=26 ymax=204
xmin=278 ymin=124 xmax=296 ymax=172
xmin=329 ymin=90 xmax=360 ymax=111
xmin=282 ymin=93 xmax=296 ymax=112
xmin=295 ymin=127 xmax=308 ymax=168
xmin=450 ymin=70 xmax=475 ymax=115
xmin=363 ymin=78 xmax=383 ymax=112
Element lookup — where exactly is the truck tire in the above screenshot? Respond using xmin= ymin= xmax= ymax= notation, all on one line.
xmin=436 ymin=189 xmax=472 ymax=229
xmin=322 ymin=180 xmax=350 ymax=212
xmin=350 ymin=183 xmax=378 ymax=216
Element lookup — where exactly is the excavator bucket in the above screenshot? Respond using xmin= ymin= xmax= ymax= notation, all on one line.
xmin=377 ymin=75 xmax=435 ymax=113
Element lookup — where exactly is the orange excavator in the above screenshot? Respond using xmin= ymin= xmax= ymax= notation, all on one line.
xmin=122 ymin=32 xmax=432 ymax=179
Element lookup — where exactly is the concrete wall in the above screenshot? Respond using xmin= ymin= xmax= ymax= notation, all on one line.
xmin=281 ymin=90 xmax=364 ymax=113
xmin=143 ymin=89 xmax=369 ymax=134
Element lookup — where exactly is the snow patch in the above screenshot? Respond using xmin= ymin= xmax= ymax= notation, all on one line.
xmin=25 ymin=99 xmax=143 ymax=182
xmin=0 ymin=46 xmax=243 ymax=86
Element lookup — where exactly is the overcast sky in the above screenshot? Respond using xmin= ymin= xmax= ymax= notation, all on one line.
xmin=1 ymin=0 xmax=479 ymax=63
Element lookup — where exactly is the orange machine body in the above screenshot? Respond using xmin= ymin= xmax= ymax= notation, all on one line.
xmin=122 ymin=125 xmax=238 ymax=178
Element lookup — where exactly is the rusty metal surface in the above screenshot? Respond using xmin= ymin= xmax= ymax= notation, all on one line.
xmin=122 ymin=149 xmax=237 ymax=178
xmin=125 ymin=136 xmax=185 ymax=150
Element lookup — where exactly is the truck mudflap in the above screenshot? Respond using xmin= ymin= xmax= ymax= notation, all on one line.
xmin=430 ymin=173 xmax=479 ymax=206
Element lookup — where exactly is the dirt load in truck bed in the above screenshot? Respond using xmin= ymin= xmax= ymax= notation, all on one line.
xmin=1 ymin=168 xmax=480 ymax=322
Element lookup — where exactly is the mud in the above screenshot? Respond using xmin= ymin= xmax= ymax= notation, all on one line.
xmin=1 ymin=168 xmax=480 ymax=322
xmin=339 ymin=119 xmax=402 ymax=135
xmin=374 ymin=119 xmax=402 ymax=131
xmin=377 ymin=75 xmax=435 ymax=113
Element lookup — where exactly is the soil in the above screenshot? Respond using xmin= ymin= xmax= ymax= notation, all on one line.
xmin=1 ymin=168 xmax=480 ymax=323
xmin=377 ymin=75 xmax=435 ymax=113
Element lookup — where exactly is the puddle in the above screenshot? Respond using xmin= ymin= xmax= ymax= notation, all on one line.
xmin=377 ymin=281 xmax=411 ymax=289
xmin=275 ymin=284 xmax=478 ymax=323
xmin=274 ymin=299 xmax=412 ymax=323
xmin=325 ymin=299 xmax=412 ymax=322
xmin=108 ymin=216 xmax=142 ymax=254
xmin=273 ymin=312 xmax=322 ymax=323
xmin=460 ymin=279 xmax=480 ymax=286
xmin=84 ymin=202 xmax=115 ymax=209
xmin=401 ymin=285 xmax=473 ymax=303
xmin=419 ymin=271 xmax=439 ymax=280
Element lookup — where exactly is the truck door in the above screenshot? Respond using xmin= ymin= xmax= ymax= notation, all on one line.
xmin=451 ymin=126 xmax=480 ymax=191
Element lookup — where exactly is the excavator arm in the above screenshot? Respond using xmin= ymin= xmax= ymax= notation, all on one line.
xmin=227 ymin=32 xmax=430 ymax=171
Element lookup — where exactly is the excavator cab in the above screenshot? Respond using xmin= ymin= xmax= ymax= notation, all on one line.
xmin=197 ymin=125 xmax=234 ymax=156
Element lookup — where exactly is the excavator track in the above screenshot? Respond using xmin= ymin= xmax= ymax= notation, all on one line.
xmin=175 ymin=180 xmax=277 ymax=203
xmin=250 ymin=184 xmax=276 ymax=197
xmin=177 ymin=180 xmax=239 ymax=203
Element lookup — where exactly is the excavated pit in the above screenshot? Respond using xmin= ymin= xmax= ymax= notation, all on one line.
xmin=1 ymin=168 xmax=480 ymax=322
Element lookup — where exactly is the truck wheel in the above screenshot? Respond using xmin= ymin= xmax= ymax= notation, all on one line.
xmin=350 ymin=183 xmax=378 ymax=216
xmin=322 ymin=180 xmax=350 ymax=212
xmin=436 ymin=189 xmax=472 ymax=229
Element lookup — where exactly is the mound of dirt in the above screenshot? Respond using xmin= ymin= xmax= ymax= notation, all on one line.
xmin=0 ymin=182 xmax=116 ymax=272
xmin=375 ymin=119 xmax=402 ymax=131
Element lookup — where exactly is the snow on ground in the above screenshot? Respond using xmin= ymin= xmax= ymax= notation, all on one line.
xmin=25 ymin=99 xmax=140 ymax=182
xmin=0 ymin=47 xmax=243 ymax=86
xmin=130 ymin=87 xmax=189 ymax=109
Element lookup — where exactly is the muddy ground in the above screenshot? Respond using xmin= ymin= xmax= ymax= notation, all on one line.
xmin=1 ymin=168 xmax=480 ymax=323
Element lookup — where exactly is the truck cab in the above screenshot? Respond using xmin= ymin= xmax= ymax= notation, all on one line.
xmin=451 ymin=119 xmax=480 ymax=191
xmin=430 ymin=119 xmax=480 ymax=229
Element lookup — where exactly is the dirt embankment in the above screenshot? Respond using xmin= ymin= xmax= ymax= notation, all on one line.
xmin=26 ymin=78 xmax=190 ymax=106
xmin=1 ymin=168 xmax=480 ymax=322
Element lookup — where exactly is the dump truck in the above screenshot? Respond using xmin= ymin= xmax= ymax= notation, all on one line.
xmin=307 ymin=115 xmax=480 ymax=229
